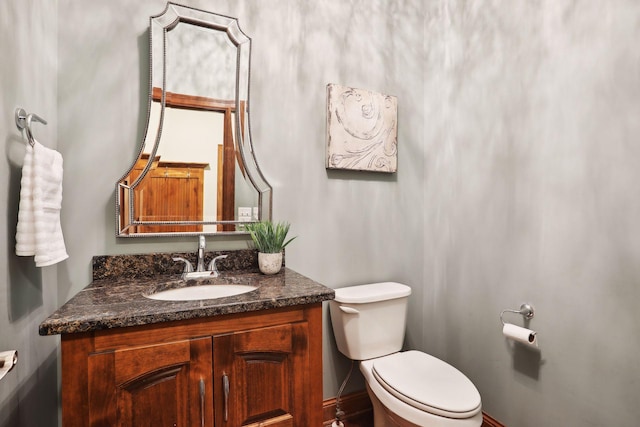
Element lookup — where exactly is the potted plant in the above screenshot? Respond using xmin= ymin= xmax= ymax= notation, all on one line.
xmin=245 ymin=221 xmax=296 ymax=274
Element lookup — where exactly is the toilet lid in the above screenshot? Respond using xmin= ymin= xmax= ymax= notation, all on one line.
xmin=372 ymin=351 xmax=481 ymax=419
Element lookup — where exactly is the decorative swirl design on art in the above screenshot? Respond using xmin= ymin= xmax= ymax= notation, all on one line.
xmin=326 ymin=84 xmax=397 ymax=173
xmin=335 ymin=89 xmax=385 ymax=140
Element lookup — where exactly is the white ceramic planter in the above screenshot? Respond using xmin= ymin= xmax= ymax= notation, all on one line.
xmin=258 ymin=252 xmax=283 ymax=275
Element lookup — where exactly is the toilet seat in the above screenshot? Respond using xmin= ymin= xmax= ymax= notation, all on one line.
xmin=371 ymin=351 xmax=481 ymax=419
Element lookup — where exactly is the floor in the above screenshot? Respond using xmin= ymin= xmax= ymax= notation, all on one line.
xmin=332 ymin=412 xmax=498 ymax=427
xmin=337 ymin=412 xmax=374 ymax=427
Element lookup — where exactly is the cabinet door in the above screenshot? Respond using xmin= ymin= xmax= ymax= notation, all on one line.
xmin=87 ymin=337 xmax=213 ymax=427
xmin=135 ymin=168 xmax=204 ymax=233
xmin=214 ymin=323 xmax=309 ymax=427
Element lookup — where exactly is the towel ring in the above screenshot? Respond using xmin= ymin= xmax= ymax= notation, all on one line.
xmin=15 ymin=107 xmax=47 ymax=147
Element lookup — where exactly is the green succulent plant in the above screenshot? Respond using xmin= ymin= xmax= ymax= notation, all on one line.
xmin=245 ymin=221 xmax=297 ymax=253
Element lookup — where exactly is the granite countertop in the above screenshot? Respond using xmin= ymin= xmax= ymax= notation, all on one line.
xmin=39 ymin=251 xmax=335 ymax=336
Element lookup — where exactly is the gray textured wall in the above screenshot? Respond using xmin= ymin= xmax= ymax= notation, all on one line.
xmin=1 ymin=1 xmax=639 ymax=426
xmin=422 ymin=2 xmax=640 ymax=426
xmin=0 ymin=1 xmax=60 ymax=426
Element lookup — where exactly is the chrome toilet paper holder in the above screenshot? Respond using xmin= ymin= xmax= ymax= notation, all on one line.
xmin=500 ymin=303 xmax=535 ymax=325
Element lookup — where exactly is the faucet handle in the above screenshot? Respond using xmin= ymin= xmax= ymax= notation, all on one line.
xmin=172 ymin=257 xmax=194 ymax=273
xmin=208 ymin=255 xmax=228 ymax=276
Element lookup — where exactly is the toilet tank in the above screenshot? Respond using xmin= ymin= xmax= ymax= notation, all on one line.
xmin=329 ymin=282 xmax=411 ymax=360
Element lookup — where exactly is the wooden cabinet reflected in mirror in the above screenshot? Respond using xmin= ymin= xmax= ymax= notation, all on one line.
xmin=121 ymin=153 xmax=207 ymax=233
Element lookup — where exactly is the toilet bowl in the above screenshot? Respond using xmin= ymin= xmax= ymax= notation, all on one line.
xmin=329 ymin=282 xmax=482 ymax=427
xmin=361 ymin=351 xmax=482 ymax=426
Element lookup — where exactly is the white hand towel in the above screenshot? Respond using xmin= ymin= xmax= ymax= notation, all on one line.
xmin=15 ymin=141 xmax=69 ymax=267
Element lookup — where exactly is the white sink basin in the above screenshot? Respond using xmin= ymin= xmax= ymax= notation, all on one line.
xmin=145 ymin=284 xmax=256 ymax=301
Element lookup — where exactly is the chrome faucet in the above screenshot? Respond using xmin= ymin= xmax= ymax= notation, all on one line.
xmin=196 ymin=235 xmax=206 ymax=272
xmin=172 ymin=236 xmax=228 ymax=279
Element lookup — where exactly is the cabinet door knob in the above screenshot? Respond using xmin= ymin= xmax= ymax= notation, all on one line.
xmin=199 ymin=379 xmax=205 ymax=427
xmin=223 ymin=373 xmax=230 ymax=422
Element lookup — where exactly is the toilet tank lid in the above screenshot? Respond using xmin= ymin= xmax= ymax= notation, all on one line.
xmin=333 ymin=282 xmax=411 ymax=304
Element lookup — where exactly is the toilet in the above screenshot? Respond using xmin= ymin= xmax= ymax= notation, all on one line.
xmin=329 ymin=282 xmax=482 ymax=427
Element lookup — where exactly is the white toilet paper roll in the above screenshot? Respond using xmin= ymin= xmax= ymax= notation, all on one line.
xmin=0 ymin=350 xmax=18 ymax=381
xmin=503 ymin=323 xmax=538 ymax=347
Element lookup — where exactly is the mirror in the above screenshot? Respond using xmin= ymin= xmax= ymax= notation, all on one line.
xmin=116 ymin=2 xmax=272 ymax=236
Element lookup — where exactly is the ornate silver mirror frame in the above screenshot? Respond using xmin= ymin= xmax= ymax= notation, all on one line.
xmin=116 ymin=2 xmax=271 ymax=237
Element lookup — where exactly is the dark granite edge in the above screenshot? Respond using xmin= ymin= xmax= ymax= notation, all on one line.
xmin=39 ymin=292 xmax=334 ymax=336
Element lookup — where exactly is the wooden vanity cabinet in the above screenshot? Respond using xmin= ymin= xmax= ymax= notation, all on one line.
xmin=61 ymin=304 xmax=323 ymax=427
xmin=87 ymin=337 xmax=213 ymax=426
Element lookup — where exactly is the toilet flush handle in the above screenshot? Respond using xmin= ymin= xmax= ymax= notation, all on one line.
xmin=339 ymin=306 xmax=359 ymax=315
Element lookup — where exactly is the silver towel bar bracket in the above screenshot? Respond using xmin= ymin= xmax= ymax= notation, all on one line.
xmin=15 ymin=107 xmax=48 ymax=147
xmin=500 ymin=303 xmax=535 ymax=325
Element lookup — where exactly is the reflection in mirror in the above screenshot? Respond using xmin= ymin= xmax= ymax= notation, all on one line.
xmin=116 ymin=2 xmax=271 ymax=236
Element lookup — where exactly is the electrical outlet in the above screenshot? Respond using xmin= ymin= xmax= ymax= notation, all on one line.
xmin=238 ymin=207 xmax=252 ymax=222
